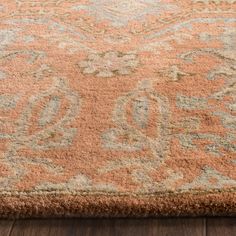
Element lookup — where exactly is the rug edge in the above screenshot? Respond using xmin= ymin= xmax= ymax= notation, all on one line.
xmin=0 ymin=191 xmax=235 ymax=218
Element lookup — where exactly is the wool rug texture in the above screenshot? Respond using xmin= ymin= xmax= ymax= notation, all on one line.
xmin=0 ymin=0 xmax=236 ymax=218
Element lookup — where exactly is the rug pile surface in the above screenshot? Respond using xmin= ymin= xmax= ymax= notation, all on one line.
xmin=0 ymin=0 xmax=235 ymax=217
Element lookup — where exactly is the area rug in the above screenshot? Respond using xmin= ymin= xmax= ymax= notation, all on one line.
xmin=0 ymin=0 xmax=235 ymax=218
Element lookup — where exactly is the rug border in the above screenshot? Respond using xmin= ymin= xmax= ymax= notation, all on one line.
xmin=0 ymin=190 xmax=235 ymax=218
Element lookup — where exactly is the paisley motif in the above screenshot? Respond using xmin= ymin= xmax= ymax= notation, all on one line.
xmin=102 ymin=80 xmax=170 ymax=162
xmin=0 ymin=76 xmax=81 ymax=189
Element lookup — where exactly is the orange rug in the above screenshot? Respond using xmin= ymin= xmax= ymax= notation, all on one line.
xmin=0 ymin=0 xmax=235 ymax=218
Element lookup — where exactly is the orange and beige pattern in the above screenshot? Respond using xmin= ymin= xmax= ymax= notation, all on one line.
xmin=0 ymin=0 xmax=236 ymax=217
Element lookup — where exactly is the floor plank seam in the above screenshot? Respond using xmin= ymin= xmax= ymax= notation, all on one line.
xmin=8 ymin=220 xmax=15 ymax=236
xmin=204 ymin=218 xmax=207 ymax=236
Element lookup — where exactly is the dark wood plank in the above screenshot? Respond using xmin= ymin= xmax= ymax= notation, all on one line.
xmin=74 ymin=219 xmax=147 ymax=236
xmin=74 ymin=219 xmax=115 ymax=236
xmin=10 ymin=219 xmax=77 ymax=236
xmin=0 ymin=220 xmax=14 ymax=236
xmin=114 ymin=218 xmax=204 ymax=236
xmin=207 ymin=218 xmax=236 ymax=236
xmin=9 ymin=218 xmax=205 ymax=236
xmin=149 ymin=218 xmax=205 ymax=236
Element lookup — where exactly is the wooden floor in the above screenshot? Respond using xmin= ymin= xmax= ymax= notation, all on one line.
xmin=0 ymin=217 xmax=235 ymax=236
